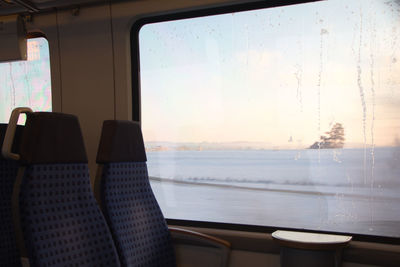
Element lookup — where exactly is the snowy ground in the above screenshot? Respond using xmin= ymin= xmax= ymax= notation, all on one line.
xmin=150 ymin=178 xmax=400 ymax=238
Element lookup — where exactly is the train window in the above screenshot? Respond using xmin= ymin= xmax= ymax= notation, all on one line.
xmin=137 ymin=0 xmax=400 ymax=238
xmin=0 ymin=37 xmax=52 ymax=123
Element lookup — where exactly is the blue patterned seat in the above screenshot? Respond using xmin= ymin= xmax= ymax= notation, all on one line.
xmin=0 ymin=123 xmax=23 ymax=267
xmin=95 ymin=120 xmax=176 ymax=267
xmin=96 ymin=120 xmax=231 ymax=267
xmin=11 ymin=112 xmax=121 ymax=267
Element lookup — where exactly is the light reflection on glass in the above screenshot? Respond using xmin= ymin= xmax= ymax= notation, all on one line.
xmin=0 ymin=37 xmax=52 ymax=124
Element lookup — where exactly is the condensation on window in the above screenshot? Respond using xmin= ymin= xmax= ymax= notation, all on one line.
xmin=139 ymin=0 xmax=400 ymax=237
xmin=0 ymin=37 xmax=52 ymax=123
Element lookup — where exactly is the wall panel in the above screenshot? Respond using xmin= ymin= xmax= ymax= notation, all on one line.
xmin=57 ymin=5 xmax=115 ymax=179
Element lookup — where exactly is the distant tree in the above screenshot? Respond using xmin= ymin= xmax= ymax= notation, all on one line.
xmin=309 ymin=123 xmax=345 ymax=149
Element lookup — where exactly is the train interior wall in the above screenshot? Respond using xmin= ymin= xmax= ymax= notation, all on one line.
xmin=11 ymin=0 xmax=400 ymax=266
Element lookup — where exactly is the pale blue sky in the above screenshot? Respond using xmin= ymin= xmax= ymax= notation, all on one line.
xmin=140 ymin=0 xmax=400 ymax=148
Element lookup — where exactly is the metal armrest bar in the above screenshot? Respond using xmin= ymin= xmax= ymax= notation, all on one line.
xmin=169 ymin=226 xmax=231 ymax=248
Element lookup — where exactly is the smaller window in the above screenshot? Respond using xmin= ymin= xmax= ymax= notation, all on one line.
xmin=0 ymin=37 xmax=52 ymax=123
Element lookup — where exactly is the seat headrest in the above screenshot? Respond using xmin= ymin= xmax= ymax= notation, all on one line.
xmin=0 ymin=123 xmax=23 ymax=160
xmin=96 ymin=120 xmax=146 ymax=163
xmin=19 ymin=112 xmax=88 ymax=164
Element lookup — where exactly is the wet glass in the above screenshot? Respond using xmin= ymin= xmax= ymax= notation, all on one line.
xmin=139 ymin=0 xmax=400 ymax=237
xmin=0 ymin=37 xmax=52 ymax=123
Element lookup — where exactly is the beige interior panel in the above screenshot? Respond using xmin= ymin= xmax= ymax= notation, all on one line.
xmin=229 ymin=250 xmax=280 ymax=267
xmin=56 ymin=5 xmax=115 ymax=180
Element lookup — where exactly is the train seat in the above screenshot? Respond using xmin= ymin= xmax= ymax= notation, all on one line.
xmin=95 ymin=120 xmax=231 ymax=267
xmin=3 ymin=110 xmax=121 ymax=267
xmin=0 ymin=123 xmax=23 ymax=267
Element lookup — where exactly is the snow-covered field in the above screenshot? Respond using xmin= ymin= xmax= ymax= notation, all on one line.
xmin=148 ymin=148 xmax=400 ymax=237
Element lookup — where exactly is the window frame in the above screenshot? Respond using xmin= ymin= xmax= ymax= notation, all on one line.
xmin=130 ymin=0 xmax=400 ymax=245
xmin=27 ymin=32 xmax=47 ymax=39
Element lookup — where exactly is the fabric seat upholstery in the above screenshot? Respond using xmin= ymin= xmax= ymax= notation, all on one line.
xmin=96 ymin=120 xmax=176 ymax=267
xmin=15 ymin=112 xmax=121 ymax=267
xmin=95 ymin=120 xmax=231 ymax=267
xmin=0 ymin=124 xmax=23 ymax=267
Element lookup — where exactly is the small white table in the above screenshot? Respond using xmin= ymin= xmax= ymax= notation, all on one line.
xmin=272 ymin=230 xmax=352 ymax=267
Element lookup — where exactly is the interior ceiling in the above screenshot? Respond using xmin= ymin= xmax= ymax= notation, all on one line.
xmin=0 ymin=0 xmax=112 ymax=15
xmin=0 ymin=0 xmax=258 ymax=16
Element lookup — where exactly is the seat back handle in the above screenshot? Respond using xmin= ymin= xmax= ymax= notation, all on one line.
xmin=2 ymin=107 xmax=33 ymax=160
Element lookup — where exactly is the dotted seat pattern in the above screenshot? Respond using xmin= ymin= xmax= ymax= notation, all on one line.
xmin=0 ymin=159 xmax=22 ymax=267
xmin=101 ymin=162 xmax=176 ymax=267
xmin=19 ymin=163 xmax=121 ymax=267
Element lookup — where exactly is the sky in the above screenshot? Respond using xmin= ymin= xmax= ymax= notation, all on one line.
xmin=140 ymin=0 xmax=400 ymax=148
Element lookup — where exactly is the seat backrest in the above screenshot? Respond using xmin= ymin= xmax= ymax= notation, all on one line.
xmin=0 ymin=123 xmax=23 ymax=267
xmin=13 ymin=112 xmax=121 ymax=267
xmin=96 ymin=120 xmax=176 ymax=267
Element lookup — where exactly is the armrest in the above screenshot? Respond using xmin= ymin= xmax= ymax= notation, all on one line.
xmin=169 ymin=226 xmax=231 ymax=249
xmin=169 ymin=226 xmax=231 ymax=267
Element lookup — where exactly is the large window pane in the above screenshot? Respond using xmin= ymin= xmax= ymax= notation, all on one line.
xmin=0 ymin=37 xmax=52 ymax=122
xmin=139 ymin=0 xmax=400 ymax=237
